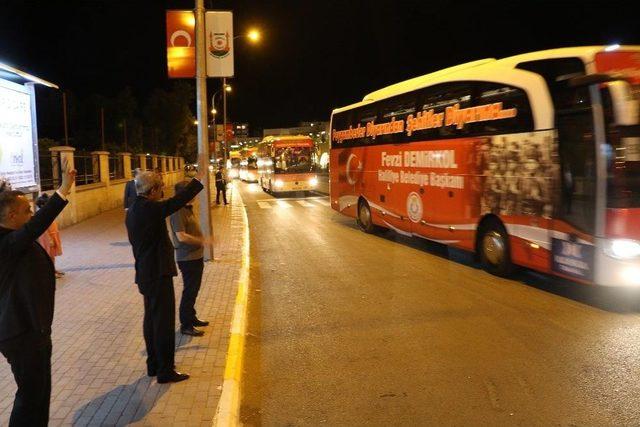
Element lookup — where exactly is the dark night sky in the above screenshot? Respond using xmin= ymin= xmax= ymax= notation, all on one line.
xmin=1 ymin=0 xmax=639 ymax=133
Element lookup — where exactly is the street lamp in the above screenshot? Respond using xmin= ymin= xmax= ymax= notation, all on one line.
xmin=247 ymin=29 xmax=261 ymax=43
xmin=211 ymin=82 xmax=232 ymax=161
xmin=215 ymin=30 xmax=260 ymax=164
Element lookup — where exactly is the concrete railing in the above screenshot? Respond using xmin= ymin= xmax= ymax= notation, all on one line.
xmin=45 ymin=146 xmax=185 ymax=229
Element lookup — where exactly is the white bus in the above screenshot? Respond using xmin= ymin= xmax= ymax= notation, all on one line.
xmin=330 ymin=46 xmax=640 ymax=286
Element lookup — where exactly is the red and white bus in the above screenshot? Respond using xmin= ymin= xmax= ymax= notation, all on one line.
xmin=257 ymin=135 xmax=319 ymax=194
xmin=330 ymin=46 xmax=640 ymax=287
xmin=240 ymin=148 xmax=258 ymax=182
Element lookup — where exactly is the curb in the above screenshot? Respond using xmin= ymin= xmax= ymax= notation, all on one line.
xmin=213 ymin=187 xmax=250 ymax=427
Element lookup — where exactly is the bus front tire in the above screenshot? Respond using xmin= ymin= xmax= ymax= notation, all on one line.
xmin=478 ymin=220 xmax=514 ymax=277
xmin=357 ymin=200 xmax=376 ymax=234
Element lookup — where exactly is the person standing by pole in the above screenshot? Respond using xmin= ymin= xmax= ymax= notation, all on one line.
xmin=0 ymin=160 xmax=76 ymax=426
xmin=169 ymin=181 xmax=209 ymax=337
xmin=215 ymin=165 xmax=228 ymax=205
xmin=126 ymin=166 xmax=205 ymax=383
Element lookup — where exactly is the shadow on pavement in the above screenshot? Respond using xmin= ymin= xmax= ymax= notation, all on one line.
xmin=338 ymin=215 xmax=640 ymax=313
xmin=109 ymin=241 xmax=131 ymax=247
xmin=72 ymin=376 xmax=168 ymax=425
xmin=64 ymin=263 xmax=135 ymax=272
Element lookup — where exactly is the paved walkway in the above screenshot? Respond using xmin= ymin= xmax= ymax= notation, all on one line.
xmin=0 ymin=186 xmax=246 ymax=426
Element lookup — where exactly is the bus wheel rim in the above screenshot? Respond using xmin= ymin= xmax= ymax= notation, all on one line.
xmin=483 ymin=231 xmax=504 ymax=266
xmin=360 ymin=204 xmax=371 ymax=228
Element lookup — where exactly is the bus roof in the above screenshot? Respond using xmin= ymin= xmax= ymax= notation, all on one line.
xmin=333 ymin=46 xmax=640 ymax=114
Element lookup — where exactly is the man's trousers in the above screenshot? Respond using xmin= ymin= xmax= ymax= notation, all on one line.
xmin=0 ymin=334 xmax=52 ymax=426
xmin=177 ymin=258 xmax=204 ymax=328
xmin=139 ymin=277 xmax=175 ymax=376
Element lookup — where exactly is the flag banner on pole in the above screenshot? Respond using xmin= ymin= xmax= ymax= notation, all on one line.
xmin=205 ymin=11 xmax=234 ymax=77
xmin=166 ymin=10 xmax=196 ymax=78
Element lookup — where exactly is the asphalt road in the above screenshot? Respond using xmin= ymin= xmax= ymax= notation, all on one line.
xmin=237 ymin=180 xmax=640 ymax=426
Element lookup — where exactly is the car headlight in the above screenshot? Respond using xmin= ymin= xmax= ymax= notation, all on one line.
xmin=275 ymin=179 xmax=284 ymax=188
xmin=605 ymin=239 xmax=640 ymax=259
xmin=309 ymin=177 xmax=318 ymax=186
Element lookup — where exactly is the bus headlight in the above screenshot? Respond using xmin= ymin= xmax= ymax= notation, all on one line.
xmin=619 ymin=267 xmax=640 ymax=286
xmin=275 ymin=179 xmax=284 ymax=188
xmin=309 ymin=177 xmax=318 ymax=186
xmin=605 ymin=239 xmax=640 ymax=259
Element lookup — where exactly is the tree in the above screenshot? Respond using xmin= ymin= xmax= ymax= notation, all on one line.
xmin=143 ymin=81 xmax=196 ymax=159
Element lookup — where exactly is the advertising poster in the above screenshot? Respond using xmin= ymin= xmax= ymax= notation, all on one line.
xmin=205 ymin=11 xmax=234 ymax=77
xmin=0 ymin=80 xmax=37 ymax=189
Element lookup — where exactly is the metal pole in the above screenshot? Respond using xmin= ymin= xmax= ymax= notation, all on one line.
xmin=195 ymin=0 xmax=214 ymax=260
xmin=62 ymin=91 xmax=69 ymax=146
xmin=211 ymin=92 xmax=217 ymax=160
xmin=100 ymin=107 xmax=105 ymax=151
xmin=123 ymin=119 xmax=128 ymax=153
xmin=223 ymin=77 xmax=228 ymax=165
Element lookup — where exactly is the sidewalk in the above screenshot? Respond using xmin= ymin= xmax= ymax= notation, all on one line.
xmin=0 ymin=186 xmax=247 ymax=426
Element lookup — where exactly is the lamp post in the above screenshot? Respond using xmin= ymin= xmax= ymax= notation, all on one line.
xmin=195 ymin=0 xmax=214 ymax=260
xmin=219 ymin=30 xmax=260 ymax=165
xmin=211 ymin=83 xmax=231 ymax=163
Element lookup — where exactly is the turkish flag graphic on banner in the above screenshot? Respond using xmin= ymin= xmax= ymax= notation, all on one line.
xmin=166 ymin=11 xmax=196 ymax=78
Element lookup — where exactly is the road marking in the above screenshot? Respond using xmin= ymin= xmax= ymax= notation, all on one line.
xmin=276 ymin=200 xmax=292 ymax=208
xmin=256 ymin=196 xmax=328 ymax=202
xmin=296 ymin=200 xmax=316 ymax=207
xmin=214 ymin=187 xmax=250 ymax=427
xmin=313 ymin=198 xmax=331 ymax=206
xmin=257 ymin=201 xmax=272 ymax=209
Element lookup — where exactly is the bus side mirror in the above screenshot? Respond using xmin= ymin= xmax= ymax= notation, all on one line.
xmin=564 ymin=73 xmax=622 ymax=87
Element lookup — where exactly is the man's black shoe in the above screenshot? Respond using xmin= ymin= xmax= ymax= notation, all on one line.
xmin=181 ymin=326 xmax=204 ymax=336
xmin=147 ymin=368 xmax=157 ymax=377
xmin=192 ymin=318 xmax=210 ymax=327
xmin=157 ymin=371 xmax=190 ymax=384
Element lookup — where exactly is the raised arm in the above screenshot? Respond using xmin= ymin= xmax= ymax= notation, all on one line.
xmin=0 ymin=158 xmax=75 ymax=257
xmin=158 ymin=154 xmax=207 ymax=218
xmin=159 ymin=178 xmax=204 ymax=219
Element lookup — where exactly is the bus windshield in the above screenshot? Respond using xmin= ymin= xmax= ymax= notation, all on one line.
xmin=274 ymin=146 xmax=313 ymax=173
xmin=247 ymin=157 xmax=258 ymax=169
xmin=607 ymin=84 xmax=640 ymax=208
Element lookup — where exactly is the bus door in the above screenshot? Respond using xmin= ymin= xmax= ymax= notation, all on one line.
xmin=550 ymin=83 xmax=598 ymax=282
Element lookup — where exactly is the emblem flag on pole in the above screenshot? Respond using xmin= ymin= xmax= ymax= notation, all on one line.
xmin=205 ymin=11 xmax=234 ymax=77
xmin=166 ymin=11 xmax=196 ymax=78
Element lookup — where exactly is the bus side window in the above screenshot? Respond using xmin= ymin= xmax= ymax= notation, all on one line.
xmin=378 ymin=93 xmax=417 ymax=144
xmin=419 ymin=83 xmax=473 ymax=139
xmin=356 ymin=106 xmax=378 ymax=145
xmin=471 ymin=82 xmax=534 ymax=135
xmin=331 ymin=110 xmax=352 ymax=148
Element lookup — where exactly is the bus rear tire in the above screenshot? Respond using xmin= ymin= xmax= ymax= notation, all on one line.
xmin=357 ymin=200 xmax=376 ymax=233
xmin=478 ymin=220 xmax=514 ymax=277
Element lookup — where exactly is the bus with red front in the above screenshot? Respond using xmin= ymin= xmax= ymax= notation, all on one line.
xmin=240 ymin=147 xmax=258 ymax=182
xmin=257 ymin=135 xmax=319 ymax=194
xmin=330 ymin=46 xmax=640 ymax=287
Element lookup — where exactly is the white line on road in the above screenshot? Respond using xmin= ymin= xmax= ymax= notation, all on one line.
xmin=257 ymin=201 xmax=273 ymax=209
xmin=276 ymin=200 xmax=292 ymax=208
xmin=256 ymin=196 xmax=328 ymax=202
xmin=313 ymin=199 xmax=331 ymax=206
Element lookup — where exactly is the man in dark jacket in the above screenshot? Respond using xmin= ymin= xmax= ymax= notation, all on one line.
xmin=123 ymin=168 xmax=141 ymax=210
xmin=126 ymin=170 xmax=204 ymax=383
xmin=215 ymin=166 xmax=228 ymax=205
xmin=0 ymin=163 xmax=76 ymax=426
